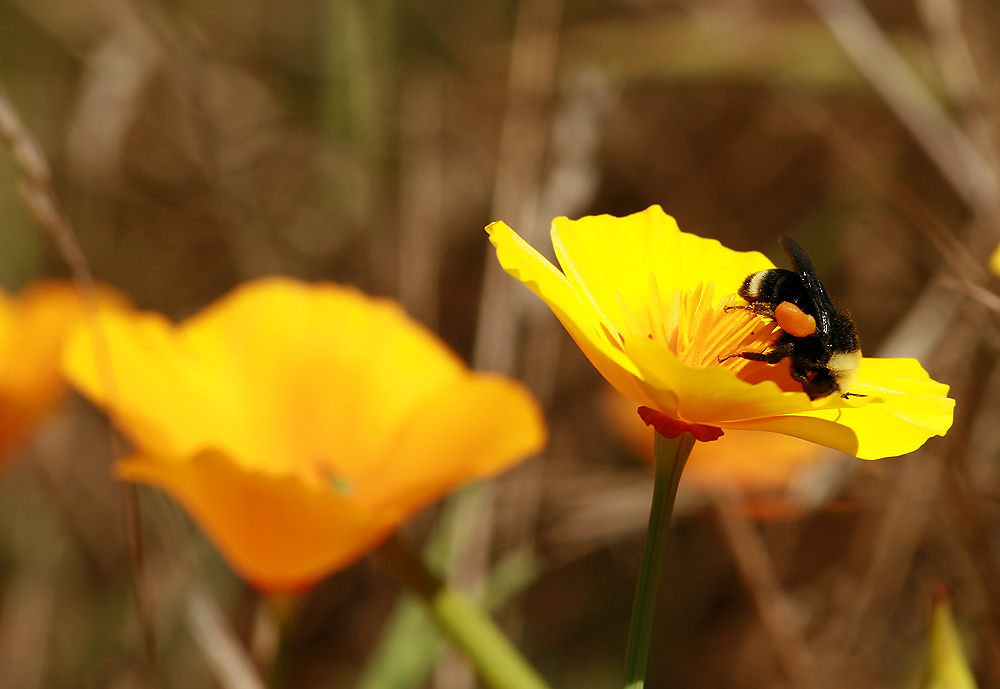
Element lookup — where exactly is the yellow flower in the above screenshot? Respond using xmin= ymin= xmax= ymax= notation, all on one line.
xmin=488 ymin=205 xmax=953 ymax=459
xmin=62 ymin=278 xmax=546 ymax=591
xmin=0 ymin=281 xmax=114 ymax=461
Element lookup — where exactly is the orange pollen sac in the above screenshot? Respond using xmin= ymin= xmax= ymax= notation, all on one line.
xmin=774 ymin=301 xmax=816 ymax=338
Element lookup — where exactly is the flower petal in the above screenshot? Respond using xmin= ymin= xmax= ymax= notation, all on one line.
xmin=355 ymin=374 xmax=546 ymax=516
xmin=66 ymin=277 xmax=550 ymax=588
xmin=179 ymin=278 xmax=469 ymax=476
xmin=63 ymin=278 xmax=472 ymax=476
xmin=0 ymin=281 xmax=125 ymax=459
xmin=487 ymin=221 xmax=664 ymax=409
xmin=728 ymin=358 xmax=954 ymax=459
xmin=63 ymin=307 xmax=234 ymax=460
xmin=551 ymin=205 xmax=774 ymax=337
xmin=117 ymin=449 xmax=395 ymax=591
xmin=623 ymin=334 xmax=863 ymax=423
xmin=721 ymin=415 xmax=862 ymax=456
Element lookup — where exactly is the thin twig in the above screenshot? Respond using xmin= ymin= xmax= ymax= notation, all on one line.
xmin=0 ymin=91 xmax=94 ymax=288
xmin=186 ymin=588 xmax=267 ymax=689
xmin=474 ymin=0 xmax=566 ymax=374
xmin=783 ymin=92 xmax=985 ymax=283
xmin=916 ymin=0 xmax=1000 ymax=191
xmin=713 ymin=494 xmax=822 ymax=689
xmin=0 ymin=82 xmax=158 ymax=687
xmin=437 ymin=2 xmax=566 ymax=685
xmin=804 ymin=0 xmax=1000 ymax=219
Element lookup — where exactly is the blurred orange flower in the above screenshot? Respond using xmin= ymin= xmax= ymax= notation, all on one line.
xmin=63 ymin=278 xmax=546 ymax=591
xmin=0 ymin=280 xmax=110 ymax=460
xmin=488 ymin=205 xmax=954 ymax=459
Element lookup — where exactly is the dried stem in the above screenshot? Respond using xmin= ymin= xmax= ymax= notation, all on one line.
xmin=713 ymin=494 xmax=821 ymax=689
xmin=0 ymin=81 xmax=157 ymax=687
xmin=805 ymin=0 xmax=1000 ymax=219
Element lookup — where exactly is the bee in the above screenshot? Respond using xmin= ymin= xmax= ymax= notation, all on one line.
xmin=721 ymin=236 xmax=862 ymax=400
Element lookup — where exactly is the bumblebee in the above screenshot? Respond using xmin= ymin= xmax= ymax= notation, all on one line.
xmin=722 ymin=236 xmax=861 ymax=400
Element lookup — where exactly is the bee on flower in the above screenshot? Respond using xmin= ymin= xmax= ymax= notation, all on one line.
xmin=487 ymin=205 xmax=953 ymax=458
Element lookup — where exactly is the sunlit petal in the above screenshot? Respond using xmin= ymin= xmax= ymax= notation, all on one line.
xmin=552 ymin=206 xmax=773 ymax=338
xmin=729 ymin=358 xmax=954 ymax=459
xmin=488 ymin=221 xmax=662 ymax=409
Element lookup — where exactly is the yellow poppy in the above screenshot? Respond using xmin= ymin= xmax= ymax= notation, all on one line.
xmin=0 ymin=280 xmax=114 ymax=460
xmin=488 ymin=205 xmax=953 ymax=459
xmin=62 ymin=278 xmax=546 ymax=591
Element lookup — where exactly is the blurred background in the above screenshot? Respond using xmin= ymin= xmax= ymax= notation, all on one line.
xmin=0 ymin=0 xmax=997 ymax=687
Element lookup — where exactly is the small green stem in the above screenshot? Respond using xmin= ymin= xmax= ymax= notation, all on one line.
xmin=377 ymin=535 xmax=552 ymax=689
xmin=622 ymin=431 xmax=696 ymax=689
xmin=265 ymin=593 xmax=300 ymax=689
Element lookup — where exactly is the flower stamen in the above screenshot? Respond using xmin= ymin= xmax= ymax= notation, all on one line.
xmin=626 ymin=280 xmax=799 ymax=393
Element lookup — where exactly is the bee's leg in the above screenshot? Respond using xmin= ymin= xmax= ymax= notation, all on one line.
xmin=841 ymin=391 xmax=867 ymax=399
xmin=718 ymin=342 xmax=794 ymax=365
xmin=788 ymin=364 xmax=809 ymax=385
xmin=724 ymin=303 xmax=776 ymax=319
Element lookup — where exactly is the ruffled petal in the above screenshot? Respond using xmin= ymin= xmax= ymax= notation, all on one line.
xmin=63 ymin=307 xmax=238 ymax=460
xmin=178 ymin=278 xmax=468 ymax=476
xmin=551 ymin=205 xmax=774 ymax=337
xmin=727 ymin=358 xmax=953 ymax=458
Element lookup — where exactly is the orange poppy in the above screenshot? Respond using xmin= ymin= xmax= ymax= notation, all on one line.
xmin=63 ymin=278 xmax=546 ymax=591
xmin=0 ymin=280 xmax=117 ymax=460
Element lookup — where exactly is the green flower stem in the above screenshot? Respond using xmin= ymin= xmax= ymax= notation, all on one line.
xmin=622 ymin=431 xmax=696 ymax=689
xmin=376 ymin=535 xmax=551 ymax=689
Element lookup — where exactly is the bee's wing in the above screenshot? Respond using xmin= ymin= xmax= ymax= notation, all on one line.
xmin=779 ymin=236 xmax=835 ymax=339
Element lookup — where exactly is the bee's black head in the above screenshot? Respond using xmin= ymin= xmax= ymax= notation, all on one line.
xmin=802 ymin=370 xmax=840 ymax=400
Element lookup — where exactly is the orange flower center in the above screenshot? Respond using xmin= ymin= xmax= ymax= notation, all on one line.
xmin=613 ymin=277 xmax=801 ymax=393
